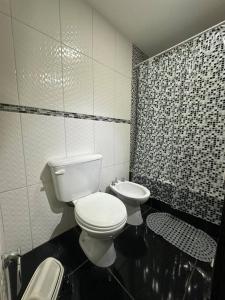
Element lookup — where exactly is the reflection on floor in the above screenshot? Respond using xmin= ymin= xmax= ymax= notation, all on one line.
xmin=14 ymin=205 xmax=213 ymax=300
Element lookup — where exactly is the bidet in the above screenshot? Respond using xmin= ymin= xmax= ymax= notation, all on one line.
xmin=110 ymin=180 xmax=150 ymax=225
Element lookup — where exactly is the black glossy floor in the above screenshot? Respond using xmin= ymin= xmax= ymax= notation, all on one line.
xmin=15 ymin=205 xmax=213 ymax=300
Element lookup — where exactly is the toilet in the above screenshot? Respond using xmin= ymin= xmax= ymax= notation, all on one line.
xmin=48 ymin=154 xmax=127 ymax=267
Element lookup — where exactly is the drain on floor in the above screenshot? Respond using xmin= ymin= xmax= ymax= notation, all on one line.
xmin=146 ymin=213 xmax=217 ymax=262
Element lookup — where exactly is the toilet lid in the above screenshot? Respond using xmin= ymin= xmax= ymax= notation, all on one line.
xmin=75 ymin=192 xmax=127 ymax=228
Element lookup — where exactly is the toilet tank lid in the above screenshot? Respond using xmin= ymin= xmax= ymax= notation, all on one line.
xmin=48 ymin=154 xmax=102 ymax=167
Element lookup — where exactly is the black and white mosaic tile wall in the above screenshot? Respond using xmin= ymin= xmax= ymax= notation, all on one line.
xmin=130 ymin=45 xmax=148 ymax=171
xmin=132 ymin=25 xmax=225 ymax=225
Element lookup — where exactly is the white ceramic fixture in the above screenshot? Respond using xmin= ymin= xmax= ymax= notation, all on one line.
xmin=48 ymin=154 xmax=127 ymax=267
xmin=110 ymin=180 xmax=150 ymax=226
xmin=21 ymin=257 xmax=64 ymax=300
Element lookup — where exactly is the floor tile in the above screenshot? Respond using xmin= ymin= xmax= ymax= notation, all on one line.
xmin=110 ymin=211 xmax=196 ymax=300
xmin=141 ymin=203 xmax=153 ymax=215
xmin=13 ymin=228 xmax=86 ymax=298
xmin=120 ymin=204 xmax=153 ymax=234
xmin=184 ymin=261 xmax=213 ymax=300
xmin=58 ymin=261 xmax=133 ymax=300
xmin=9 ymin=206 xmax=213 ymax=300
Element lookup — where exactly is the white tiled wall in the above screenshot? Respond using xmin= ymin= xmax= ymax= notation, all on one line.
xmin=0 ymin=14 xmax=18 ymax=105
xmin=13 ymin=20 xmax=64 ymax=110
xmin=0 ymin=188 xmax=32 ymax=254
xmin=11 ymin=0 xmax=61 ymax=40
xmin=65 ymin=118 xmax=94 ymax=156
xmin=61 ymin=0 xmax=92 ymax=56
xmin=21 ymin=114 xmax=66 ymax=185
xmin=94 ymin=121 xmax=114 ymax=167
xmin=62 ymin=46 xmax=93 ymax=114
xmin=0 ymin=206 xmax=7 ymax=300
xmin=93 ymin=62 xmax=115 ymax=117
xmin=0 ymin=112 xmax=26 ymax=192
xmin=0 ymin=0 xmax=10 ymax=15
xmin=93 ymin=10 xmax=116 ymax=69
xmin=0 ymin=0 xmax=132 ymax=254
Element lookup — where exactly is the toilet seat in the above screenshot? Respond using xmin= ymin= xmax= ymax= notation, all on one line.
xmin=75 ymin=213 xmax=127 ymax=233
xmin=74 ymin=192 xmax=127 ymax=232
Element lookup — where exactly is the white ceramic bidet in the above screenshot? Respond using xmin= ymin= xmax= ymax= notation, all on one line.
xmin=110 ymin=180 xmax=150 ymax=225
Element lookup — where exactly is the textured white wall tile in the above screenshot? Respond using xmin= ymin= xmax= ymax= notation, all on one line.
xmin=114 ymin=162 xmax=130 ymax=181
xmin=94 ymin=121 xmax=114 ymax=167
xmin=21 ymin=114 xmax=66 ymax=185
xmin=0 ymin=14 xmax=18 ymax=105
xmin=28 ymin=182 xmax=74 ymax=248
xmin=114 ymin=123 xmax=130 ymax=164
xmin=115 ymin=73 xmax=131 ymax=120
xmin=0 ymin=112 xmax=26 ymax=192
xmin=93 ymin=10 xmax=115 ymax=68
xmin=0 ymin=0 xmax=133 ymax=254
xmin=93 ymin=62 xmax=115 ymax=118
xmin=11 ymin=0 xmax=60 ymax=40
xmin=13 ymin=20 xmax=63 ymax=110
xmin=0 ymin=207 xmax=5 ymax=255
xmin=100 ymin=165 xmax=115 ymax=192
xmin=62 ymin=46 xmax=93 ymax=114
xmin=0 ymin=0 xmax=10 ymax=15
xmin=65 ymin=118 xmax=94 ymax=156
xmin=115 ymin=32 xmax=132 ymax=77
xmin=0 ymin=188 xmax=32 ymax=254
xmin=0 ymin=206 xmax=7 ymax=300
xmin=60 ymin=0 xmax=92 ymax=57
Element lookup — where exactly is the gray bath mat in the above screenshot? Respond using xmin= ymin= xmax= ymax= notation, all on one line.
xmin=146 ymin=213 xmax=217 ymax=262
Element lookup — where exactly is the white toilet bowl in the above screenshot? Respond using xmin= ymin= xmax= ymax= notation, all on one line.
xmin=110 ymin=181 xmax=150 ymax=226
xmin=48 ymin=154 xmax=127 ymax=268
xmin=73 ymin=192 xmax=127 ymax=267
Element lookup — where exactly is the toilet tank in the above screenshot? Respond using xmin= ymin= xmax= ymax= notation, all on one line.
xmin=48 ymin=154 xmax=102 ymax=203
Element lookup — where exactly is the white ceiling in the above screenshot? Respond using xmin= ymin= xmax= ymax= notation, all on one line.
xmin=86 ymin=0 xmax=225 ymax=57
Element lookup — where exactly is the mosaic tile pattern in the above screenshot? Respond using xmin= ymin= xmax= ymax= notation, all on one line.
xmin=133 ymin=25 xmax=225 ymax=224
xmin=0 ymin=103 xmax=130 ymax=124
xmin=130 ymin=45 xmax=148 ymax=171
xmin=146 ymin=212 xmax=217 ymax=262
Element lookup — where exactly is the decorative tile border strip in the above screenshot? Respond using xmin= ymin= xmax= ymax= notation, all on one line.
xmin=0 ymin=103 xmax=130 ymax=124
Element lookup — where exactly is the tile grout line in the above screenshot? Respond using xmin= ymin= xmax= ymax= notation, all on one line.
xmin=0 ymin=179 xmax=54 ymax=195
xmin=0 ymin=9 xmax=10 ymax=18
xmin=89 ymin=0 xmax=95 ymax=158
xmin=143 ymin=206 xmax=155 ymax=216
xmin=91 ymin=7 xmax=95 ymax=128
xmin=8 ymin=13 xmax=132 ymax=80
xmin=118 ymin=206 xmax=152 ymax=235
xmin=17 ymin=104 xmax=34 ymax=251
xmin=0 ymin=203 xmax=8 ymax=254
xmin=62 ymin=42 xmax=132 ymax=80
xmin=66 ymin=259 xmax=89 ymax=277
xmin=8 ymin=0 xmax=34 ymax=250
xmin=107 ymin=268 xmax=135 ymax=300
xmin=182 ymin=259 xmax=197 ymax=300
xmin=113 ymin=110 xmax=116 ymax=165
xmin=0 ymin=164 xmax=130 ymax=195
xmin=58 ymin=0 xmax=68 ymax=157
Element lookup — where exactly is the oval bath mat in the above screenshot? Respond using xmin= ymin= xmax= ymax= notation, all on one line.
xmin=146 ymin=212 xmax=217 ymax=262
